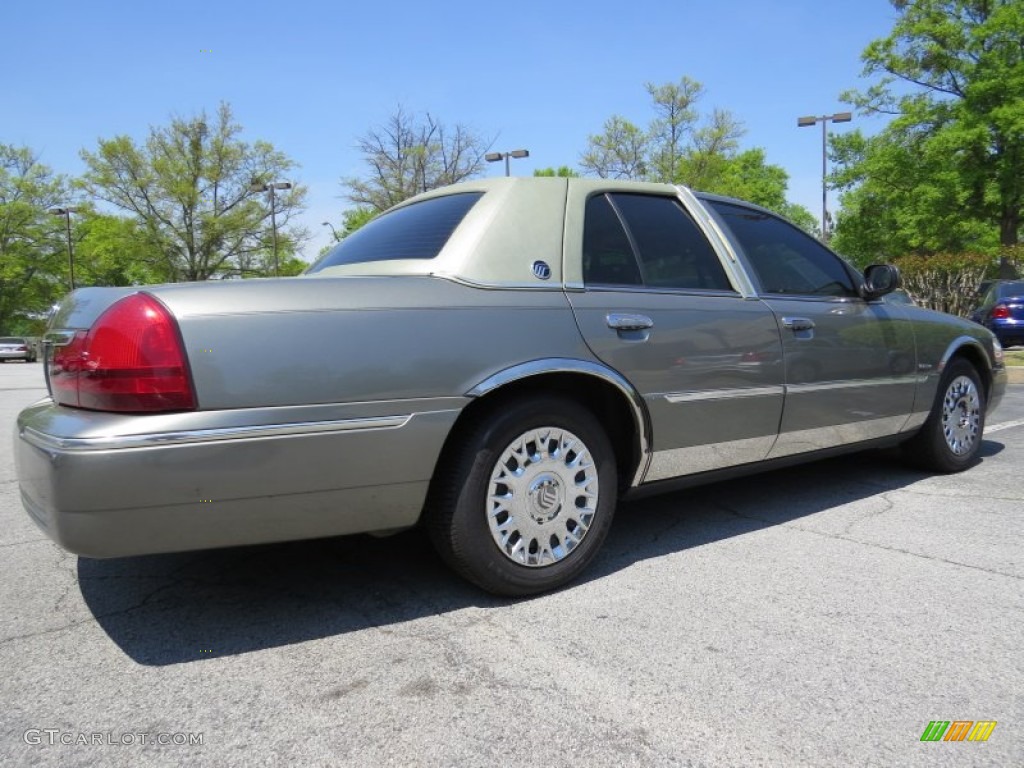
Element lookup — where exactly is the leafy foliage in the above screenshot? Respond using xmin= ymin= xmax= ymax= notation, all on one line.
xmin=836 ymin=0 xmax=1024 ymax=274
xmin=579 ymin=77 xmax=815 ymax=230
xmin=341 ymin=207 xmax=378 ymax=236
xmin=74 ymin=212 xmax=173 ymax=286
xmin=344 ymin=106 xmax=493 ymax=212
xmin=80 ymin=103 xmax=307 ymax=281
xmin=0 ymin=144 xmax=70 ymax=333
xmin=533 ymin=166 xmax=581 ymax=178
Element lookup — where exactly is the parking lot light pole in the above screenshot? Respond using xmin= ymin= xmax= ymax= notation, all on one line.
xmin=48 ymin=207 xmax=80 ymax=290
xmin=251 ymin=181 xmax=293 ymax=276
xmin=321 ymin=221 xmax=340 ymax=242
xmin=485 ymin=149 xmax=530 ymax=177
xmin=797 ymin=112 xmax=851 ymax=241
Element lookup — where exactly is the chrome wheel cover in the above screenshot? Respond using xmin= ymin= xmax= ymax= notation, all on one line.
xmin=941 ymin=375 xmax=981 ymax=456
xmin=487 ymin=427 xmax=599 ymax=567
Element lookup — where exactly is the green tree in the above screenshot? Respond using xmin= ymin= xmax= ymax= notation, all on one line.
xmin=344 ymin=106 xmax=494 ymax=211
xmin=580 ymin=115 xmax=650 ymax=180
xmin=830 ymin=128 xmax=996 ymax=265
xmin=341 ymin=207 xmax=378 ymax=236
xmin=839 ymin=0 xmax=1024 ymax=274
xmin=80 ymin=102 xmax=307 ymax=281
xmin=74 ymin=212 xmax=172 ymax=286
xmin=0 ymin=144 xmax=69 ymax=333
xmin=580 ymin=77 xmax=815 ymax=229
xmin=533 ymin=166 xmax=581 ymax=177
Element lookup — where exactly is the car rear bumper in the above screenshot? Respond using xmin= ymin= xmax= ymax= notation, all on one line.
xmin=15 ymin=399 xmax=461 ymax=558
xmin=989 ymin=318 xmax=1024 ymax=347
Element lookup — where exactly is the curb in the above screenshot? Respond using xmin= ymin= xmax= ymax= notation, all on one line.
xmin=1006 ymin=366 xmax=1024 ymax=384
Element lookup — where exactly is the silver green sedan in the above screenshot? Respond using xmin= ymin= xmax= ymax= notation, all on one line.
xmin=15 ymin=178 xmax=1007 ymax=595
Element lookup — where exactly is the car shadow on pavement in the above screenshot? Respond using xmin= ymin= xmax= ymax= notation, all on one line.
xmin=78 ymin=440 xmax=1005 ymax=666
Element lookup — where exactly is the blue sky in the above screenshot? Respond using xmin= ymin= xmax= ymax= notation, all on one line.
xmin=2 ymin=0 xmax=900 ymax=260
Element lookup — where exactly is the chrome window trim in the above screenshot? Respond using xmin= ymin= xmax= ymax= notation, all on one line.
xmin=21 ymin=414 xmax=413 ymax=452
xmin=675 ymin=186 xmax=758 ymax=297
xmin=578 ymin=285 xmax=742 ymax=299
xmin=758 ymin=293 xmax=866 ymax=303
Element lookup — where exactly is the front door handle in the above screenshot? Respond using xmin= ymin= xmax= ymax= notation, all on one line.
xmin=606 ymin=313 xmax=654 ymax=331
xmin=781 ymin=316 xmax=815 ymax=332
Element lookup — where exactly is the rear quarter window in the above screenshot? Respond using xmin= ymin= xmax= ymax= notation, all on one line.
xmin=308 ymin=192 xmax=483 ymax=272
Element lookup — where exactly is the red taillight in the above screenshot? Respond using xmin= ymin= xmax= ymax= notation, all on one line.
xmin=991 ymin=304 xmax=1011 ymax=319
xmin=50 ymin=293 xmax=195 ymax=412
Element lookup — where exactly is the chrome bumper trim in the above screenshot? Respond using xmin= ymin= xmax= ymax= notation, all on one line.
xmin=21 ymin=414 xmax=412 ymax=452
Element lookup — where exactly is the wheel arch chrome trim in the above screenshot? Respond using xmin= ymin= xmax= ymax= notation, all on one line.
xmin=466 ymin=358 xmax=652 ymax=487
xmin=938 ymin=335 xmax=993 ymax=374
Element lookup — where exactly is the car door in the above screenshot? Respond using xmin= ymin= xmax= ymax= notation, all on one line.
xmin=564 ymin=186 xmax=785 ymax=483
xmin=704 ymin=199 xmax=917 ymax=457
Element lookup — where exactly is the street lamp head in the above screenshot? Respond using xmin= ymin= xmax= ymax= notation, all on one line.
xmin=832 ymin=112 xmax=853 ymax=123
xmin=509 ymin=149 xmax=529 ymax=159
xmin=48 ymin=208 xmax=67 ymax=216
xmin=797 ymin=116 xmax=817 ymax=127
xmin=484 ymin=152 xmax=503 ymax=163
xmin=271 ymin=182 xmax=293 ymax=190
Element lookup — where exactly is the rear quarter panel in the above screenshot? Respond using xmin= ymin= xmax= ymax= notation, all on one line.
xmin=147 ymin=276 xmax=594 ymax=410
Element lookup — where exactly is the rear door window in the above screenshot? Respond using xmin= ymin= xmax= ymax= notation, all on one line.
xmin=583 ymin=193 xmax=732 ymax=291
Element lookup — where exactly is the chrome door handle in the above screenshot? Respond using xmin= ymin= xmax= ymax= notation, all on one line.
xmin=781 ymin=317 xmax=815 ymax=332
xmin=606 ymin=313 xmax=654 ymax=331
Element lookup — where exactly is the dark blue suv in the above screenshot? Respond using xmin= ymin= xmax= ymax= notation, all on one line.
xmin=970 ymin=280 xmax=1024 ymax=347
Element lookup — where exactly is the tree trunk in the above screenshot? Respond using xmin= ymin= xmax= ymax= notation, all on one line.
xmin=999 ymin=207 xmax=1020 ymax=278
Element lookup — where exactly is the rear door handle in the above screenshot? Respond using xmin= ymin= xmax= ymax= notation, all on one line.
xmin=781 ymin=317 xmax=815 ymax=332
xmin=606 ymin=313 xmax=654 ymax=331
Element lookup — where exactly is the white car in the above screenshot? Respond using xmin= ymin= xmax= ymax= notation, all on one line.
xmin=0 ymin=337 xmax=37 ymax=363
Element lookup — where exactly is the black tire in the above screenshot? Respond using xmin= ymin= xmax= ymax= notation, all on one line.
xmin=902 ymin=358 xmax=986 ymax=472
xmin=426 ymin=396 xmax=618 ymax=596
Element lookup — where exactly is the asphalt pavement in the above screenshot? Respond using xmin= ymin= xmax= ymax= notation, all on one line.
xmin=1 ymin=361 xmax=1021 ymax=767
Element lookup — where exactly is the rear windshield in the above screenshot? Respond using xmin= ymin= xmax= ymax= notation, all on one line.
xmin=997 ymin=281 xmax=1024 ymax=297
xmin=307 ymin=192 xmax=483 ymax=272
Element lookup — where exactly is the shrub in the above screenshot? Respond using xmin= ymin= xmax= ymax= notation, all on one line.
xmin=893 ymin=252 xmax=992 ymax=317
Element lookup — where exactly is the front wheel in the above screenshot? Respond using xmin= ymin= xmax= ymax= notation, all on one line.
xmin=902 ymin=358 xmax=986 ymax=472
xmin=426 ymin=396 xmax=618 ymax=596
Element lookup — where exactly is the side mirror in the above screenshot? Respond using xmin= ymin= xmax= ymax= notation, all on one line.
xmin=862 ymin=264 xmax=900 ymax=300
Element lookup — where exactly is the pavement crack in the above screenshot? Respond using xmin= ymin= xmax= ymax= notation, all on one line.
xmin=839 ymin=493 xmax=896 ymax=536
xmin=0 ymin=537 xmax=49 ymax=549
xmin=713 ymin=501 xmax=1021 ymax=580
xmin=852 ymin=480 xmax=1023 ymax=503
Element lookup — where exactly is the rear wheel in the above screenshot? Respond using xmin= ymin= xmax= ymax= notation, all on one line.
xmin=427 ymin=396 xmax=617 ymax=596
xmin=902 ymin=358 xmax=985 ymax=472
